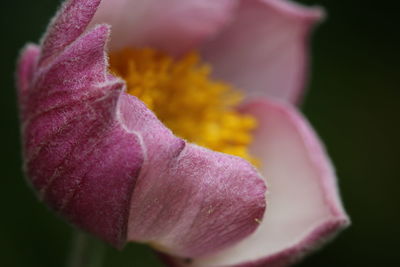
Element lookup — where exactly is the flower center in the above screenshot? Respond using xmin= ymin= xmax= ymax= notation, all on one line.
xmin=110 ymin=48 xmax=257 ymax=165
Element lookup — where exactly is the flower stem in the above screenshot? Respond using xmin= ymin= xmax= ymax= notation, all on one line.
xmin=66 ymin=230 xmax=106 ymax=267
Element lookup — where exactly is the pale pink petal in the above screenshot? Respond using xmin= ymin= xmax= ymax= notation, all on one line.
xmin=90 ymin=0 xmax=238 ymax=55
xmin=166 ymin=99 xmax=349 ymax=266
xmin=17 ymin=0 xmax=267 ymax=256
xmin=202 ymin=0 xmax=324 ymax=104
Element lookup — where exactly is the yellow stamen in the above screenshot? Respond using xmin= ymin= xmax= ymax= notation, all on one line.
xmin=110 ymin=48 xmax=258 ymax=165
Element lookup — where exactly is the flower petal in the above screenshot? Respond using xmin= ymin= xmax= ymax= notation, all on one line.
xmin=38 ymin=0 xmax=102 ymax=68
xmin=18 ymin=0 xmax=267 ymax=256
xmin=118 ymin=94 xmax=267 ymax=257
xmin=18 ymin=22 xmax=145 ymax=248
xmin=17 ymin=44 xmax=40 ymax=95
xmin=90 ymin=0 xmax=238 ymax=55
xmin=202 ymin=0 xmax=324 ymax=104
xmin=165 ymin=99 xmax=349 ymax=266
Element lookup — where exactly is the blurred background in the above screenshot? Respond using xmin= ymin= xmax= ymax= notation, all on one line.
xmin=1 ymin=0 xmax=399 ymax=266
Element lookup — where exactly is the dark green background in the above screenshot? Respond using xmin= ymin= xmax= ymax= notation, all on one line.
xmin=1 ymin=0 xmax=399 ymax=266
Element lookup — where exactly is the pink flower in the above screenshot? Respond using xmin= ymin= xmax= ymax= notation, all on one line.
xmin=16 ymin=0 xmax=349 ymax=266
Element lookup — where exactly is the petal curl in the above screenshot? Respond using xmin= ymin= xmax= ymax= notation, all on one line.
xmin=202 ymin=0 xmax=324 ymax=104
xmin=118 ymin=94 xmax=266 ymax=257
xmin=90 ymin=0 xmax=238 ymax=55
xmin=166 ymin=99 xmax=349 ymax=266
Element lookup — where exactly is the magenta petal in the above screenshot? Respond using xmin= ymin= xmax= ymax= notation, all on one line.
xmin=202 ymin=0 xmax=324 ymax=104
xmin=17 ymin=44 xmax=40 ymax=96
xmin=165 ymin=99 xmax=349 ymax=266
xmin=18 ymin=23 xmax=144 ymax=247
xmin=90 ymin=0 xmax=238 ymax=55
xmin=39 ymin=0 xmax=102 ymax=67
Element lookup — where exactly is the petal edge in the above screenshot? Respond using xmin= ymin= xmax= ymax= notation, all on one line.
xmin=164 ymin=99 xmax=349 ymax=266
xmin=202 ymin=0 xmax=325 ymax=104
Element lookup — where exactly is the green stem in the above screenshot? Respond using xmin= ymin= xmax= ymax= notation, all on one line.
xmin=66 ymin=230 xmax=106 ymax=267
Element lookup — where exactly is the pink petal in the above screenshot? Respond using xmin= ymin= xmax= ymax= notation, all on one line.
xmin=118 ymin=94 xmax=266 ymax=257
xmin=166 ymin=99 xmax=349 ymax=266
xmin=38 ymin=0 xmax=102 ymax=68
xmin=17 ymin=44 xmax=40 ymax=116
xmin=17 ymin=0 xmax=267 ymax=256
xmin=17 ymin=44 xmax=40 ymax=95
xmin=90 ymin=0 xmax=238 ymax=55
xmin=201 ymin=0 xmax=324 ymax=104
xmin=19 ymin=23 xmax=144 ymax=248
